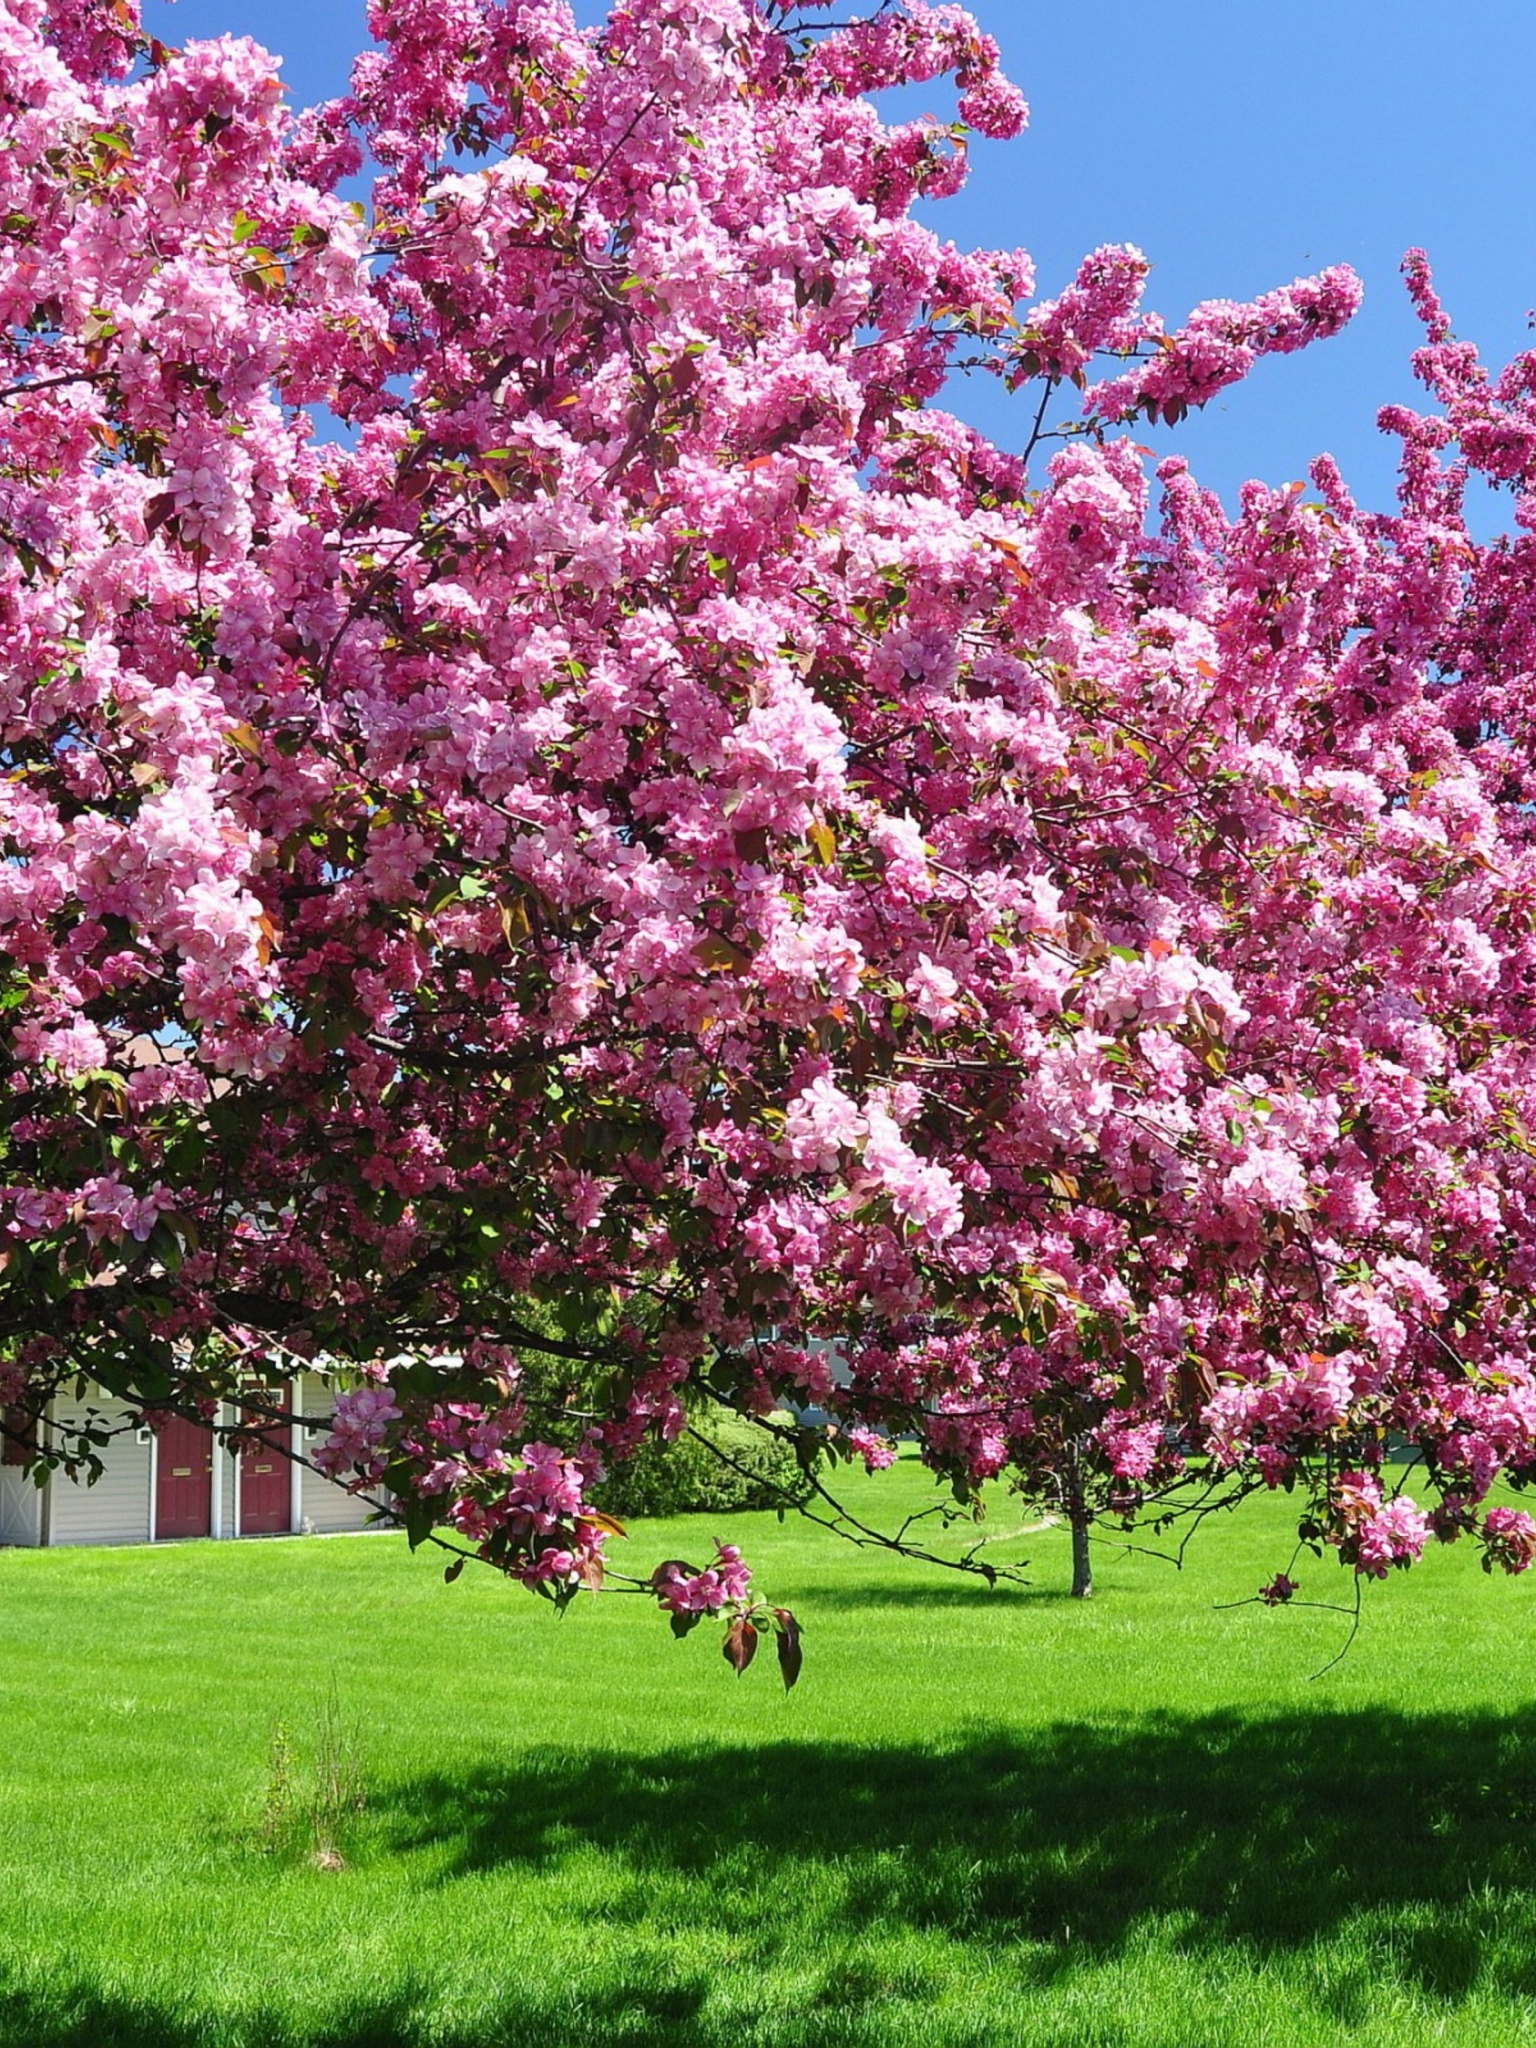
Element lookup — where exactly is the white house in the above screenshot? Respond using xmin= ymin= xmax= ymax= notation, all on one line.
xmin=0 ymin=1370 xmax=384 ymax=1547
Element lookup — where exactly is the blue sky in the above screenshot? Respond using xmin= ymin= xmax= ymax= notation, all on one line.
xmin=145 ymin=0 xmax=1536 ymax=519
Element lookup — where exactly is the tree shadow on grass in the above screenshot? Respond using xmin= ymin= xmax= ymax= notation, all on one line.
xmin=12 ymin=1712 xmax=1536 ymax=2048
xmin=0 ymin=1974 xmax=710 ymax=2048
xmin=0 ymin=1986 xmax=207 ymax=2048
xmin=379 ymin=1709 xmax=1536 ymax=1990
xmin=0 ymin=1984 xmax=428 ymax=2048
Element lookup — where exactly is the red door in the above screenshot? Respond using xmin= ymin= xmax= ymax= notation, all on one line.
xmin=238 ymin=1389 xmax=291 ymax=1535
xmin=154 ymin=1413 xmax=213 ymax=1539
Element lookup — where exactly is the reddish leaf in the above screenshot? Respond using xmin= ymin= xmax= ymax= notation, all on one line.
xmin=142 ymin=491 xmax=176 ymax=539
xmin=723 ymin=1615 xmax=757 ymax=1676
xmin=574 ymin=1551 xmax=605 ymax=1592
xmin=694 ymin=929 xmax=753 ymax=973
xmin=773 ymin=1608 xmax=803 ymax=1691
xmin=499 ymin=894 xmax=532 ymax=947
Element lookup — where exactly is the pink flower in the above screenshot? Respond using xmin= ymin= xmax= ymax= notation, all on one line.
xmin=1021 ymin=245 xmax=1152 ymax=380
xmin=508 ymin=1443 xmax=589 ymax=1521
xmin=784 ymin=1075 xmax=864 ymax=1173
xmin=314 ymin=1384 xmax=402 ymax=1481
xmin=1482 ymin=1506 xmax=1536 ymax=1574
xmin=1354 ymin=1497 xmax=1431 ymax=1579
xmin=78 ymin=1175 xmax=169 ymax=1244
xmin=1102 ymin=1421 xmax=1161 ymax=1481
xmin=31 ymin=1021 xmax=109 ymax=1077
xmin=862 ymin=1100 xmax=964 ymax=1241
xmin=906 ymin=955 xmax=960 ymax=1028
xmin=846 ymin=1425 xmax=897 ymax=1471
xmin=652 ymin=1541 xmax=753 ymax=1615
xmin=868 ymin=813 xmax=933 ymax=902
xmin=1223 ymin=1146 xmax=1310 ymax=1219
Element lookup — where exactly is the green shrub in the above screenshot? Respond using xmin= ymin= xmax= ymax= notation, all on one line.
xmin=596 ymin=1409 xmax=812 ymax=1519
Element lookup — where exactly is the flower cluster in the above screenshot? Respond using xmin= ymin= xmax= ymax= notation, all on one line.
xmin=1481 ymin=1507 xmax=1536 ymax=1576
xmin=313 ymin=1386 xmax=403 ymax=1485
xmin=1085 ymin=267 xmax=1364 ymax=425
xmin=652 ymin=1543 xmax=754 ymax=1616
xmin=1328 ymin=1472 xmax=1431 ymax=1580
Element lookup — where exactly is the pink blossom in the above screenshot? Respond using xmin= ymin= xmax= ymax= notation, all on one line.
xmin=78 ymin=1175 xmax=168 ymax=1244
xmin=1354 ymin=1496 xmax=1432 ymax=1579
xmin=1482 ymin=1507 xmax=1536 ymax=1574
xmin=784 ymin=1075 xmax=864 ymax=1173
xmin=907 ymin=954 xmax=961 ymax=1027
xmin=863 ymin=1100 xmax=964 ymax=1241
xmin=314 ymin=1385 xmax=403 ymax=1481
xmin=652 ymin=1542 xmax=754 ymax=1615
xmin=24 ymin=1021 xmax=110 ymax=1077
xmin=846 ymin=1425 xmax=898 ymax=1471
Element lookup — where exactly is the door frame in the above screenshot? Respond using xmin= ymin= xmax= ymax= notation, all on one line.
xmin=234 ymin=1384 xmax=294 ymax=1536
xmin=148 ymin=1411 xmax=213 ymax=1542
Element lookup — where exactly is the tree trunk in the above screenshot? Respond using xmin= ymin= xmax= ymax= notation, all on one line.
xmin=1070 ymin=1514 xmax=1092 ymax=1600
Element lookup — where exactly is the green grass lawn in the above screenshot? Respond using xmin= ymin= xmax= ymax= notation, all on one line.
xmin=4 ymin=1459 xmax=1536 ymax=2047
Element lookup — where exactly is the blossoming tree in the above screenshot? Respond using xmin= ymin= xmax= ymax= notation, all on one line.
xmin=6 ymin=0 xmax=1536 ymax=1669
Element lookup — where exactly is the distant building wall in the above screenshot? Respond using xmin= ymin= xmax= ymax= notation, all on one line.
xmin=296 ymin=1374 xmax=384 ymax=1535
xmin=45 ymin=1389 xmax=153 ymax=1546
xmin=2 ymin=1373 xmax=387 ymax=1547
xmin=0 ymin=1465 xmax=42 ymax=1546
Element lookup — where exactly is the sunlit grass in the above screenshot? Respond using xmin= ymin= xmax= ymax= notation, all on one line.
xmin=3 ymin=1458 xmax=1536 ymax=2044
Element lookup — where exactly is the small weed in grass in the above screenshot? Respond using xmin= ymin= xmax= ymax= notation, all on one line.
xmin=255 ymin=1681 xmax=366 ymax=1871
xmin=257 ymin=1718 xmax=295 ymax=1856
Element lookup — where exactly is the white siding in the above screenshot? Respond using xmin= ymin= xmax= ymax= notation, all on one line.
xmin=296 ymin=1373 xmax=384 ymax=1535
xmin=45 ymin=1391 xmax=152 ymax=1546
xmin=0 ymin=1466 xmax=42 ymax=1546
xmin=9 ymin=1374 xmax=388 ymax=1548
